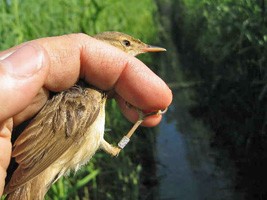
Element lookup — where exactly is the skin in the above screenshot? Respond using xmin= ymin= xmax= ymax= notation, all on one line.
xmin=0 ymin=33 xmax=172 ymax=196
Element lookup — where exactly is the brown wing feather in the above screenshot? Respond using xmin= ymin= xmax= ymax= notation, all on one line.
xmin=5 ymin=86 xmax=103 ymax=193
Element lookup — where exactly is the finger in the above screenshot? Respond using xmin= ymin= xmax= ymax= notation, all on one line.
xmin=115 ymin=95 xmax=162 ymax=127
xmin=21 ymin=34 xmax=171 ymax=126
xmin=77 ymin=35 xmax=172 ymax=111
xmin=75 ymin=34 xmax=172 ymax=126
xmin=0 ymin=44 xmax=49 ymax=122
xmin=0 ymin=119 xmax=13 ymax=195
xmin=2 ymin=33 xmax=172 ymax=127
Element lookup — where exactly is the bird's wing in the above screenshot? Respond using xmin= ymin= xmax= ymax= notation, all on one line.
xmin=5 ymin=86 xmax=103 ymax=193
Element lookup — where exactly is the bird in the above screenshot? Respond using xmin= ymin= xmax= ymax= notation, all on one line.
xmin=4 ymin=31 xmax=167 ymax=200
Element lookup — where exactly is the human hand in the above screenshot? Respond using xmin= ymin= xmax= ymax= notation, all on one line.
xmin=0 ymin=33 xmax=172 ymax=195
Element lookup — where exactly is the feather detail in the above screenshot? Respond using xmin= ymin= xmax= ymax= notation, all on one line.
xmin=5 ymin=85 xmax=105 ymax=195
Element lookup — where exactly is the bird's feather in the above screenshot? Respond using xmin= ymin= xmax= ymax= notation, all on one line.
xmin=5 ymin=85 xmax=103 ymax=194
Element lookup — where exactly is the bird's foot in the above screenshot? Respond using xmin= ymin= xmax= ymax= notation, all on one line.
xmin=102 ymin=103 xmax=168 ymax=157
xmin=116 ymin=102 xmax=168 ymax=151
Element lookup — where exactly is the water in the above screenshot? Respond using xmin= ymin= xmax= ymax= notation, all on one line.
xmin=155 ymin=93 xmax=244 ymax=200
xmin=157 ymin=117 xmax=198 ymax=200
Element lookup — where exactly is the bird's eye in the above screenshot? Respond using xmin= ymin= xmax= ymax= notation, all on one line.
xmin=122 ymin=40 xmax=131 ymax=47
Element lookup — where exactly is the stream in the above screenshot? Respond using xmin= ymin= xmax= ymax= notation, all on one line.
xmin=140 ymin=1 xmax=248 ymax=197
xmin=155 ymin=89 xmax=245 ymax=200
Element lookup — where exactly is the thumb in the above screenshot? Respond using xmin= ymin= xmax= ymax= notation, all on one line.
xmin=0 ymin=44 xmax=48 ymax=122
xmin=0 ymin=44 xmax=48 ymax=196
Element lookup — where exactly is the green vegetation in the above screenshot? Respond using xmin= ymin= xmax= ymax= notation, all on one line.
xmin=0 ymin=0 xmax=161 ymax=199
xmin=0 ymin=0 xmax=159 ymax=48
xmin=162 ymin=0 xmax=267 ymax=199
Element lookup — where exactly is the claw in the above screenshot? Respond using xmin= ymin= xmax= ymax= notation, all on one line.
xmin=142 ymin=107 xmax=168 ymax=119
xmin=125 ymin=101 xmax=168 ymax=120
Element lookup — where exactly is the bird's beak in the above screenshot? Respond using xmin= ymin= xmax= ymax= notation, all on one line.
xmin=142 ymin=45 xmax=166 ymax=52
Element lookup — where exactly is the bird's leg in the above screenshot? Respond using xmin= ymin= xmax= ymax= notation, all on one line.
xmin=100 ymin=103 xmax=167 ymax=157
xmin=100 ymin=139 xmax=121 ymax=157
xmin=116 ymin=106 xmax=167 ymax=151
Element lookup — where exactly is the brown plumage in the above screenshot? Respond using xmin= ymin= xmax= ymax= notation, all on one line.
xmin=4 ymin=32 xmax=166 ymax=200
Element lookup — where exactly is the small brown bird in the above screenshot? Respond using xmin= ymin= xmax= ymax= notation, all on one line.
xmin=4 ymin=32 xmax=166 ymax=200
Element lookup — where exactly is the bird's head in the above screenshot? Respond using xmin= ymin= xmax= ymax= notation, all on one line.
xmin=94 ymin=31 xmax=166 ymax=56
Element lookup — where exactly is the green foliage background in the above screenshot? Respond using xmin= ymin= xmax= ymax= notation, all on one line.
xmin=0 ymin=0 xmax=160 ymax=199
xmin=175 ymin=0 xmax=267 ymax=155
xmin=0 ymin=0 xmax=159 ymax=48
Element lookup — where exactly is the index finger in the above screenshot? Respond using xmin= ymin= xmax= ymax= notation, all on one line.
xmin=2 ymin=33 xmax=172 ymax=126
xmin=40 ymin=34 xmax=172 ymax=126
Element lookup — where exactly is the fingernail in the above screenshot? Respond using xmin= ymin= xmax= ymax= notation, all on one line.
xmin=1 ymin=44 xmax=44 ymax=78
